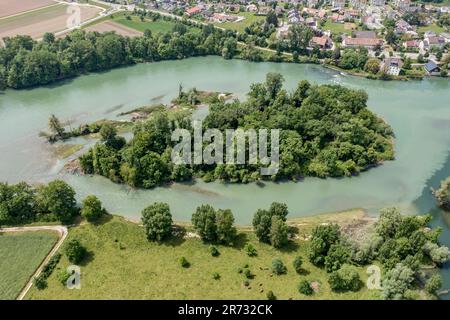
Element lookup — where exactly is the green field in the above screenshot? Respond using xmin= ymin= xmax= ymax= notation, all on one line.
xmin=0 ymin=231 xmax=59 ymax=300
xmin=417 ymin=24 xmax=446 ymax=34
xmin=214 ymin=12 xmax=266 ymax=34
xmin=112 ymin=14 xmax=178 ymax=34
xmin=26 ymin=211 xmax=382 ymax=300
xmin=323 ymin=19 xmax=359 ymax=35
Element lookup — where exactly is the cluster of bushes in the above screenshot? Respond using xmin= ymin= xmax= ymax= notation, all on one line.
xmin=33 ymin=253 xmax=62 ymax=290
xmin=0 ymin=180 xmax=107 ymax=225
xmin=308 ymin=207 xmax=450 ymax=298
xmin=140 ymin=202 xmax=237 ymax=245
xmin=252 ymin=202 xmax=289 ymax=248
xmin=0 ymin=180 xmax=78 ymax=225
xmin=79 ymin=73 xmax=394 ymax=187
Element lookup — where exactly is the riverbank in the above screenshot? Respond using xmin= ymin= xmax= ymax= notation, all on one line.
xmin=25 ymin=209 xmax=385 ymax=300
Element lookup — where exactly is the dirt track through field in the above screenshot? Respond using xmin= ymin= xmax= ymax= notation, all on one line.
xmin=0 ymin=4 xmax=102 ymax=40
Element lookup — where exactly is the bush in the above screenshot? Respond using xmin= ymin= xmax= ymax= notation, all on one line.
xmin=58 ymin=270 xmax=71 ymax=286
xmin=64 ymin=239 xmax=86 ymax=264
xmin=425 ymin=274 xmax=442 ymax=296
xmin=244 ymin=243 xmax=258 ymax=257
xmin=81 ymin=195 xmax=104 ymax=222
xmin=210 ymin=246 xmax=220 ymax=257
xmin=33 ymin=274 xmax=47 ymax=290
xmin=298 ymin=280 xmax=313 ymax=295
xmin=179 ymin=256 xmax=190 ymax=268
xmin=41 ymin=253 xmax=61 ymax=279
xmin=382 ymin=263 xmax=414 ymax=300
xmin=328 ymin=265 xmax=361 ymax=292
xmin=266 ymin=290 xmax=277 ymax=300
xmin=243 ymin=268 xmax=253 ymax=279
xmin=293 ymin=256 xmax=303 ymax=274
xmin=212 ymin=272 xmax=221 ymax=280
xmin=141 ymin=202 xmax=173 ymax=242
xmin=271 ymin=258 xmax=287 ymax=275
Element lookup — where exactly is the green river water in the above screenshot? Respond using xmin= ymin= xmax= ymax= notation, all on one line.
xmin=1 ymin=56 xmax=449 ymax=292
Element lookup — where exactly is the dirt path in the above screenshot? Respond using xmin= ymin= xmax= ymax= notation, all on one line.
xmin=0 ymin=225 xmax=68 ymax=300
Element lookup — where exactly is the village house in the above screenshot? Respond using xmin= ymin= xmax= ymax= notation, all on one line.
xmin=394 ymin=0 xmax=411 ymax=12
xmin=395 ymin=19 xmax=414 ymax=34
xmin=211 ymin=13 xmax=240 ymax=23
xmin=332 ymin=0 xmax=346 ymax=10
xmin=307 ymin=0 xmax=319 ymax=8
xmin=246 ymin=4 xmax=258 ymax=12
xmin=349 ymin=0 xmax=368 ymax=10
xmin=424 ymin=36 xmax=446 ymax=50
xmin=424 ymin=61 xmax=441 ymax=76
xmin=383 ymin=57 xmax=403 ymax=76
xmin=403 ymin=40 xmax=420 ymax=51
xmin=185 ymin=5 xmax=203 ymax=16
xmin=370 ymin=0 xmax=385 ymax=6
xmin=310 ymin=36 xmax=333 ymax=49
xmin=440 ymin=33 xmax=450 ymax=43
xmin=342 ymin=36 xmax=383 ymax=49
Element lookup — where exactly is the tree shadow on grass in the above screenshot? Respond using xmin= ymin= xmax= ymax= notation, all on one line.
xmin=79 ymin=250 xmax=95 ymax=267
xmin=91 ymin=214 xmax=114 ymax=226
xmin=296 ymin=268 xmax=310 ymax=276
xmin=277 ymin=240 xmax=300 ymax=253
xmin=163 ymin=225 xmax=187 ymax=247
xmin=232 ymin=233 xmax=249 ymax=250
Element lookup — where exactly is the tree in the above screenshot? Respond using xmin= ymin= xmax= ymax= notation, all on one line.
xmin=43 ymin=32 xmax=55 ymax=44
xmin=425 ymin=274 xmax=442 ymax=296
xmin=81 ymin=195 xmax=104 ymax=222
xmin=328 ymin=265 xmax=361 ymax=292
xmin=385 ymin=30 xmax=397 ymax=46
xmin=324 ymin=244 xmax=351 ymax=273
xmin=288 ymin=24 xmax=314 ymax=54
xmin=266 ymin=290 xmax=277 ymax=300
xmin=244 ymin=243 xmax=258 ymax=257
xmin=271 ymin=258 xmax=287 ymax=275
xmin=48 ymin=114 xmax=65 ymax=138
xmin=364 ymin=58 xmax=381 ymax=74
xmin=309 ymin=224 xmax=341 ymax=266
xmin=141 ymin=202 xmax=173 ymax=241
xmin=192 ymin=204 xmax=217 ymax=242
xmin=298 ymin=280 xmax=313 ymax=295
xmin=433 ymin=177 xmax=450 ymax=211
xmin=382 ymin=263 xmax=414 ymax=300
xmin=215 ymin=209 xmax=237 ymax=245
xmin=266 ymin=10 xmax=279 ymax=27
xmin=423 ymin=241 xmax=450 ymax=265
xmin=269 ymin=215 xmax=289 ymax=248
xmin=0 ymin=182 xmax=35 ymax=224
xmin=36 ymin=180 xmax=77 ymax=222
xmin=375 ymin=207 xmax=402 ymax=239
xmin=64 ymin=239 xmax=87 ymax=264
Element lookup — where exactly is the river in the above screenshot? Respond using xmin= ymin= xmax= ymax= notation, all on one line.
xmin=0 ymin=56 xmax=449 ymax=292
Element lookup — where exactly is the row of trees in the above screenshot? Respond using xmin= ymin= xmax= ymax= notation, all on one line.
xmin=0 ymin=180 xmax=106 ymax=225
xmin=79 ymin=73 xmax=394 ymax=188
xmin=0 ymin=22 xmax=237 ymax=90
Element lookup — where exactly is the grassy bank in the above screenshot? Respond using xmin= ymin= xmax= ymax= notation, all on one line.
xmin=26 ymin=210 xmax=382 ymax=300
xmin=0 ymin=231 xmax=59 ymax=300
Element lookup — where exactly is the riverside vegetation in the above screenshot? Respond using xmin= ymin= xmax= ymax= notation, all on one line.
xmin=20 ymin=198 xmax=450 ymax=300
xmin=77 ymin=73 xmax=394 ymax=188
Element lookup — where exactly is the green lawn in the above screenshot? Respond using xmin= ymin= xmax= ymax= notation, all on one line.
xmin=417 ymin=24 xmax=446 ymax=34
xmin=26 ymin=212 xmax=382 ymax=300
xmin=112 ymin=14 xmax=178 ymax=34
xmin=323 ymin=19 xmax=361 ymax=35
xmin=0 ymin=231 xmax=59 ymax=300
xmin=214 ymin=12 xmax=265 ymax=34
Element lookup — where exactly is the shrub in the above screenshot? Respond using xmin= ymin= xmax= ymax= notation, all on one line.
xmin=328 ymin=265 xmax=361 ymax=292
xmin=64 ymin=239 xmax=86 ymax=264
xmin=210 ymin=246 xmax=220 ymax=257
xmin=81 ymin=195 xmax=104 ymax=222
xmin=244 ymin=243 xmax=258 ymax=257
xmin=266 ymin=290 xmax=277 ymax=300
xmin=41 ymin=252 xmax=61 ymax=279
xmin=180 ymin=256 xmax=190 ymax=268
xmin=58 ymin=270 xmax=71 ymax=286
xmin=33 ymin=274 xmax=47 ymax=290
xmin=425 ymin=274 xmax=442 ymax=296
xmin=382 ymin=263 xmax=414 ymax=300
xmin=298 ymin=280 xmax=313 ymax=295
xmin=271 ymin=258 xmax=287 ymax=275
xmin=244 ymin=268 xmax=253 ymax=279
xmin=293 ymin=256 xmax=303 ymax=274
xmin=141 ymin=202 xmax=173 ymax=242
xmin=212 ymin=272 xmax=221 ymax=280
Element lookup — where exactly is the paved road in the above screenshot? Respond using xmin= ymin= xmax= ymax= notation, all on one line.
xmin=0 ymin=225 xmax=69 ymax=300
